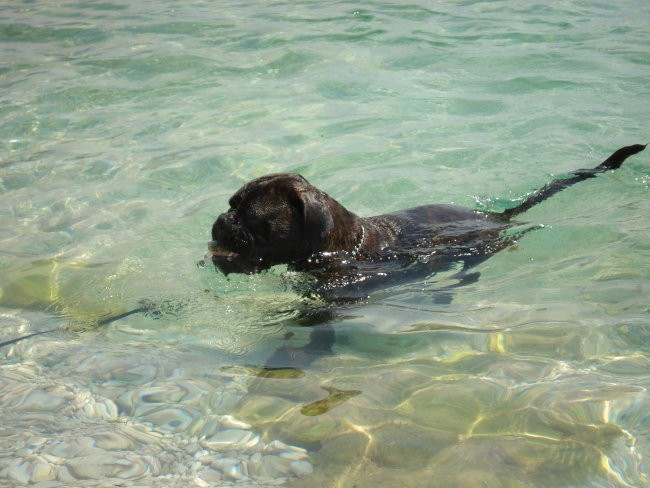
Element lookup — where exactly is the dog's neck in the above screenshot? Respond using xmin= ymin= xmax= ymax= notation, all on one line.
xmin=351 ymin=224 xmax=366 ymax=258
xmin=321 ymin=200 xmax=364 ymax=255
xmin=306 ymin=190 xmax=401 ymax=259
xmin=321 ymin=200 xmax=398 ymax=259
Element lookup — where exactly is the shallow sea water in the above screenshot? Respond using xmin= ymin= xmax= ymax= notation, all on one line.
xmin=1 ymin=0 xmax=649 ymax=486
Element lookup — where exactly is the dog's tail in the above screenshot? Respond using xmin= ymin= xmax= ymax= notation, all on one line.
xmin=499 ymin=144 xmax=646 ymax=221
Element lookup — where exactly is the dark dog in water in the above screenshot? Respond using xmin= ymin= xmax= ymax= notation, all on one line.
xmin=1 ymin=145 xmax=644 ymax=351
xmin=209 ymin=145 xmax=645 ymax=300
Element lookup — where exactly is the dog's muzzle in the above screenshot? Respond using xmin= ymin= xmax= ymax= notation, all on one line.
xmin=208 ymin=240 xmax=239 ymax=260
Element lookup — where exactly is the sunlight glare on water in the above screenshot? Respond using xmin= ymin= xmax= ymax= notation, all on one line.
xmin=1 ymin=1 xmax=649 ymax=486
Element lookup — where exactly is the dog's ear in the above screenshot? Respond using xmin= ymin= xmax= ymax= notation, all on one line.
xmin=290 ymin=187 xmax=334 ymax=245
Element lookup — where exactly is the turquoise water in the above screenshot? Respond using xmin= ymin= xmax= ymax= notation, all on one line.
xmin=1 ymin=0 xmax=649 ymax=486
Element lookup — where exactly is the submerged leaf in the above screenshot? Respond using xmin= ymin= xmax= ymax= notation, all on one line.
xmin=300 ymin=386 xmax=361 ymax=416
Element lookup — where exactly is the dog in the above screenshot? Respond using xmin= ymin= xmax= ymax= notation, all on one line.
xmin=2 ymin=146 xmax=644 ymax=351
xmin=209 ymin=145 xmax=645 ymax=300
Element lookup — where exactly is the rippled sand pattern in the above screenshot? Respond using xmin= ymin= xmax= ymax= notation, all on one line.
xmin=1 ymin=0 xmax=649 ymax=487
xmin=1 ymin=322 xmax=313 ymax=486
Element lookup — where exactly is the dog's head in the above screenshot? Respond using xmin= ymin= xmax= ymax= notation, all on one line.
xmin=209 ymin=173 xmax=352 ymax=275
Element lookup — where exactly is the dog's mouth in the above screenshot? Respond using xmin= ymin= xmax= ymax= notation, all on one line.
xmin=208 ymin=240 xmax=240 ymax=261
xmin=207 ymin=240 xmax=268 ymax=275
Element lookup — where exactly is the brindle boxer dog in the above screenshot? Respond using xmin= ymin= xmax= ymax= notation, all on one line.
xmin=1 ymin=145 xmax=645 ymax=354
xmin=209 ymin=144 xmax=645 ymax=301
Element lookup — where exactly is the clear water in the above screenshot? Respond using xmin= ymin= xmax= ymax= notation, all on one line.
xmin=1 ymin=0 xmax=649 ymax=486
